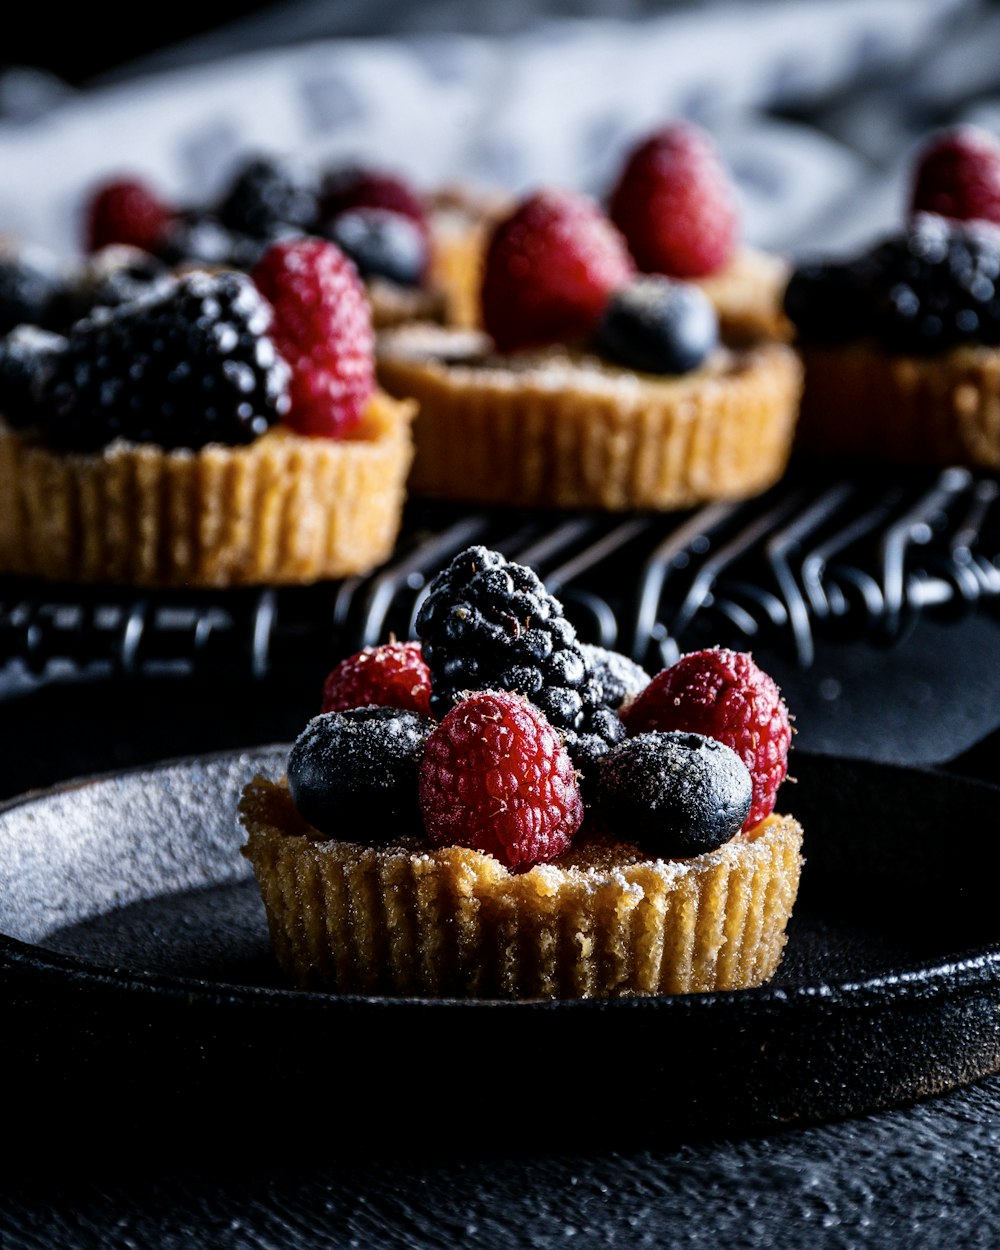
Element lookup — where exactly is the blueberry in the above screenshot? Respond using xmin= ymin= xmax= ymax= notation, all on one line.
xmin=579 ymin=643 xmax=650 ymax=710
xmin=287 ymin=706 xmax=435 ymax=839
xmin=217 ymin=155 xmax=319 ymax=239
xmin=782 ymin=259 xmax=875 ymax=342
xmin=323 ymin=208 xmax=428 ymax=286
xmin=0 ymin=326 xmax=66 ymax=427
xmin=595 ymin=276 xmax=718 ymax=374
xmin=597 ymin=730 xmax=752 ymax=858
xmin=0 ymin=249 xmax=62 ymax=334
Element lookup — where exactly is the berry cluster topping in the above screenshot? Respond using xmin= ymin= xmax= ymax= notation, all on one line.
xmin=415 ymin=545 xmax=624 ymax=771
xmin=784 ymin=213 xmax=1000 ymax=354
xmin=621 ymin=647 xmax=791 ymax=832
xmin=289 ymin=550 xmax=792 ymax=873
xmin=288 ymin=706 xmax=435 ymax=837
xmin=909 ymin=126 xmax=1000 ymax=228
xmin=608 ymin=121 xmax=740 ymax=278
xmin=321 ymin=640 xmax=432 ymax=717
xmin=418 ymin=689 xmax=584 ymax=871
xmin=39 ymin=270 xmax=290 ymax=452
xmin=252 ymin=237 xmax=375 ymax=437
xmin=81 ymin=157 xmax=432 ymax=292
xmin=480 ymin=189 xmax=635 ymax=353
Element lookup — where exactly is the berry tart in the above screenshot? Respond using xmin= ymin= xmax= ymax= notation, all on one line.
xmin=0 ymin=237 xmax=415 ymax=586
xmin=240 ymin=544 xmax=804 ymax=1000
xmin=784 ymin=128 xmax=1000 ymax=470
xmin=608 ymin=120 xmax=792 ymax=344
xmin=376 ymin=187 xmax=803 ymax=510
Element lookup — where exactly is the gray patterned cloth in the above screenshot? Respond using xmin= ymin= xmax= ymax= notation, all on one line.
xmin=1 ymin=0 xmax=998 ymax=261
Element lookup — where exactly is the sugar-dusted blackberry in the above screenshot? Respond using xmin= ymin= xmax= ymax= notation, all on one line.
xmin=217 ymin=156 xmax=319 ymax=240
xmin=782 ymin=258 xmax=877 ymax=343
xmin=288 ymin=705 xmax=435 ymax=839
xmin=595 ymin=275 xmax=718 ymax=374
xmin=867 ymin=214 xmax=1000 ymax=352
xmin=39 ymin=269 xmax=290 ymax=452
xmin=415 ymin=545 xmax=623 ymax=768
xmin=579 ymin=643 xmax=650 ymax=710
xmin=323 ymin=208 xmax=428 ymax=286
xmin=596 ymin=730 xmax=752 ymax=858
xmin=0 ymin=326 xmax=66 ymax=427
xmin=0 ymin=249 xmax=62 ymax=334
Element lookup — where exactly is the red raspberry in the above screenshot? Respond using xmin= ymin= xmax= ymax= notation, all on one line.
xmin=320 ymin=166 xmax=429 ymax=235
xmin=620 ymin=648 xmax=790 ymax=832
xmin=252 ymin=237 xmax=375 ymax=438
xmin=321 ymin=640 xmax=432 ymax=717
xmin=418 ymin=690 xmax=584 ymax=872
xmin=480 ymin=188 xmax=635 ymax=353
xmin=608 ymin=121 xmax=740 ymax=277
xmin=84 ymin=177 xmax=174 ymax=254
xmin=909 ymin=126 xmax=1000 ymax=227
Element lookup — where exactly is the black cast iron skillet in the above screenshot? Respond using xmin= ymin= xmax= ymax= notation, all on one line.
xmin=1 ymin=743 xmax=998 ymax=1151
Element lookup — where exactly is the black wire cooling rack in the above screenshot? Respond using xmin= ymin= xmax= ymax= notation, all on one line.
xmin=1 ymin=457 xmax=998 ymax=685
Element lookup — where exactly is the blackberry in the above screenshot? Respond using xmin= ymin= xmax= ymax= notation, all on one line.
xmin=0 ymin=249 xmax=62 ymax=334
xmin=323 ymin=208 xmax=428 ymax=286
xmin=0 ymin=326 xmax=66 ymax=427
xmin=594 ymin=276 xmax=718 ymax=374
xmin=596 ymin=731 xmax=752 ymax=858
xmin=287 ymin=706 xmax=435 ymax=838
xmin=39 ymin=269 xmax=290 ymax=452
xmin=217 ymin=156 xmax=319 ymax=239
xmin=415 ymin=545 xmax=624 ymax=771
xmin=782 ymin=258 xmax=877 ymax=343
xmin=868 ymin=215 xmax=1000 ymax=352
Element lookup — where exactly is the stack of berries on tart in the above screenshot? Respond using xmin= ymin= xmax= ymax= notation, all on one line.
xmin=0 ymin=236 xmax=415 ymax=587
xmin=783 ymin=124 xmax=1000 ymax=470
xmin=375 ymin=122 xmax=804 ymax=512
xmin=80 ymin=155 xmax=493 ymax=332
xmin=240 ymin=543 xmax=804 ymax=1000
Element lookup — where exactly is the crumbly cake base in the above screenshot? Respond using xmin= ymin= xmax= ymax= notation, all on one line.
xmin=240 ymin=774 xmax=804 ymax=1000
xmin=376 ymin=325 xmax=803 ymax=510
xmin=0 ymin=391 xmax=416 ymax=587
xmin=795 ymin=340 xmax=1000 ymax=470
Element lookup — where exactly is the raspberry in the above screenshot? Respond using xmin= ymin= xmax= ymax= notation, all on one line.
xmin=84 ymin=177 xmax=174 ymax=254
xmin=321 ymin=640 xmax=432 ymax=717
xmin=418 ymin=690 xmax=584 ymax=871
xmin=252 ymin=237 xmax=375 ymax=438
xmin=608 ymin=121 xmax=740 ymax=278
xmin=620 ymin=648 xmax=791 ymax=832
xmin=909 ymin=126 xmax=1000 ymax=227
xmin=480 ymin=189 xmax=634 ymax=353
xmin=320 ymin=166 xmax=429 ymax=235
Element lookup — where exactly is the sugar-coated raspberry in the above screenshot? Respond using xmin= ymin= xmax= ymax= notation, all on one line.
xmin=320 ymin=166 xmax=429 ymax=235
xmin=620 ymin=647 xmax=790 ymax=832
xmin=84 ymin=177 xmax=174 ymax=254
xmin=480 ymin=189 xmax=635 ymax=353
xmin=418 ymin=690 xmax=584 ymax=872
xmin=252 ymin=237 xmax=375 ymax=438
xmin=608 ymin=122 xmax=740 ymax=278
xmin=909 ymin=126 xmax=1000 ymax=227
xmin=321 ymin=640 xmax=432 ymax=717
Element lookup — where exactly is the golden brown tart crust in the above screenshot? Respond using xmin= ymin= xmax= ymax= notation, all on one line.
xmin=377 ymin=325 xmax=803 ymax=510
xmin=0 ymin=390 xmax=416 ymax=587
xmin=240 ymin=773 xmax=804 ymax=1000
